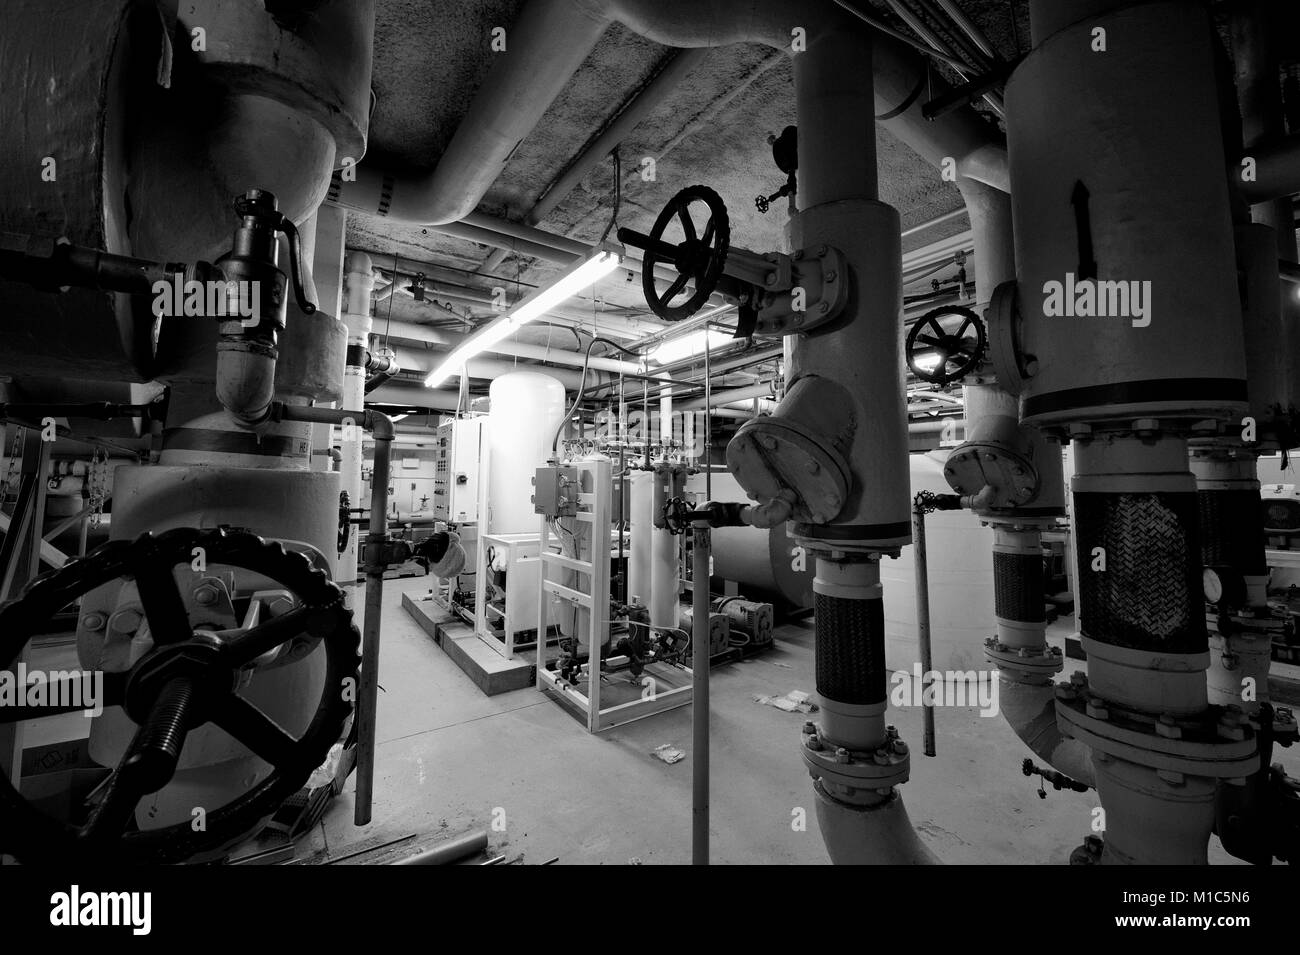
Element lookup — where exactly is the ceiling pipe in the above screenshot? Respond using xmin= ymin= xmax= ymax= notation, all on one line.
xmin=365 ymin=383 xmax=463 ymax=410
xmin=330 ymin=0 xmax=1007 ymax=229
xmin=366 ymin=254 xmax=664 ymax=338
xmin=379 ymin=349 xmax=615 ymax=395
xmin=379 ymin=319 xmax=643 ymax=374
xmin=330 ymin=0 xmax=608 ymax=224
xmin=479 ymin=47 xmax=712 ymax=273
xmin=678 ymin=382 xmax=772 ymax=411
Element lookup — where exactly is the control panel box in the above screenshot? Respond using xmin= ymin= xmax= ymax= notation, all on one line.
xmin=533 ymin=466 xmax=579 ymax=519
xmin=434 ymin=418 xmax=484 ymax=523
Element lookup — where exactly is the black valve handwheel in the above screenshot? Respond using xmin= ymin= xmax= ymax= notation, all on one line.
xmin=0 ymin=526 xmax=358 ymax=864
xmin=634 ymin=185 xmax=730 ymax=322
xmin=905 ymin=305 xmax=987 ymax=384
xmin=662 ymin=497 xmax=692 ymax=536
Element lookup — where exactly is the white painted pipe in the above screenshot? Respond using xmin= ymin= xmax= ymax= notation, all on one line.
xmin=339 ymin=250 xmax=374 ymax=583
xmin=649 ymin=466 xmax=679 ymax=628
xmin=380 ymin=320 xmax=641 ymax=374
xmin=628 ymin=470 xmax=654 ymax=609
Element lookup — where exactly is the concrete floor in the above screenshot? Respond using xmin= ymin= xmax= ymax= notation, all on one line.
xmin=300 ymin=574 xmax=1297 ymax=865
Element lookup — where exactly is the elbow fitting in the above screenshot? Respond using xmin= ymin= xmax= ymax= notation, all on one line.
xmin=215 ymin=343 xmax=277 ymax=428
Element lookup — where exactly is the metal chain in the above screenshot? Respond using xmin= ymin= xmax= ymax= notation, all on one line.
xmin=87 ymin=447 xmax=109 ymax=527
xmin=2 ymin=427 xmax=24 ymax=500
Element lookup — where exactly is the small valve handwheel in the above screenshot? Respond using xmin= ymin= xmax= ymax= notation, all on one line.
xmin=905 ymin=305 xmax=987 ymax=385
xmin=662 ymin=497 xmax=692 ymax=536
xmin=0 ymin=527 xmax=358 ymax=864
xmin=638 ymin=185 xmax=730 ymax=322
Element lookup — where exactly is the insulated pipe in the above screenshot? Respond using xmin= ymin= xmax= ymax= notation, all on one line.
xmin=380 ymin=351 xmax=615 ymax=395
xmin=1191 ymin=450 xmax=1277 ymax=715
xmin=954 ymin=168 xmax=1086 ymax=783
xmin=628 ymin=470 xmax=654 ymax=608
xmin=274 ymin=403 xmax=394 ymax=828
xmin=332 ymin=0 xmax=1008 ymax=229
xmin=339 ymin=251 xmax=374 ymax=583
xmin=1071 ymin=432 xmax=1223 ymax=864
xmin=678 ymin=383 xmax=772 ymax=411
xmin=331 ymin=0 xmax=608 ymax=224
xmin=650 ymin=463 xmax=679 ymax=628
xmin=380 ymin=320 xmax=641 ymax=374
xmin=607 ymin=0 xmax=1008 ymax=191
xmin=1230 ymin=2 xmax=1296 ymax=247
xmin=690 ymin=516 xmax=712 ymax=865
xmin=479 ymin=47 xmax=711 ymax=274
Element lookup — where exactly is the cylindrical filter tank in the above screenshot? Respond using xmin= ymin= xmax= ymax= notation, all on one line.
xmin=628 ymin=470 xmax=654 ymax=608
xmin=486 ymin=371 xmax=565 ymax=534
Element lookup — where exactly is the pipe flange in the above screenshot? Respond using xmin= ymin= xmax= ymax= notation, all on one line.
xmin=727 ymin=418 xmax=850 ymax=525
xmin=1206 ymin=611 xmax=1286 ymax=641
xmin=945 ymin=441 xmax=1039 ymax=508
xmin=801 ymin=724 xmax=910 ymax=795
xmin=1054 ymin=691 xmax=1257 ymax=779
xmin=984 ymin=637 xmax=1064 ymax=674
xmin=986 ymin=281 xmax=1035 ymax=395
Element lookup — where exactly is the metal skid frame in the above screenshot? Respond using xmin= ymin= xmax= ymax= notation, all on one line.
xmin=535 ymin=457 xmax=692 ymax=733
xmin=474 ymin=531 xmax=543 ymax=659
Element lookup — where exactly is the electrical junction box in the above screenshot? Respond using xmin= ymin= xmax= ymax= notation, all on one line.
xmin=433 ymin=418 xmax=483 ymax=523
xmin=533 ymin=466 xmax=578 ymax=519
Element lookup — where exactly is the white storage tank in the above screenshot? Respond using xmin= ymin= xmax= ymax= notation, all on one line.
xmin=486 ymin=371 xmax=566 ymax=535
xmin=881 ymin=450 xmax=995 ymax=672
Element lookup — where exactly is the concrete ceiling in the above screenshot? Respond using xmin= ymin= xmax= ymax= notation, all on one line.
xmin=347 ymin=0 xmax=1031 ymax=345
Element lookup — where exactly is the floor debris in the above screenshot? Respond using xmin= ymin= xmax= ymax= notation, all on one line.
xmin=754 ymin=690 xmax=817 ymax=713
xmin=651 ymin=744 xmax=685 ymax=764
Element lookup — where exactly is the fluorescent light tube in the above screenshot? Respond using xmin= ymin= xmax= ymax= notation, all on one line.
xmin=424 ymin=245 xmax=622 ymax=388
xmin=649 ymin=328 xmax=733 ymax=365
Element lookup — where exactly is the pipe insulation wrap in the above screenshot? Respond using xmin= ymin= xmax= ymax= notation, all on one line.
xmin=1072 ymin=490 xmax=1206 ymax=655
xmin=992 ymin=552 xmax=1045 ymax=624
xmin=814 ymin=593 xmax=887 ymax=706
xmin=1197 ymin=489 xmax=1267 ymax=577
xmin=1007 ymin=1 xmax=1248 ymax=427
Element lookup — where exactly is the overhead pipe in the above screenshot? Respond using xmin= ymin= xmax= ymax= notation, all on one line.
xmin=331 ymin=0 xmax=1007 ymax=232
xmin=479 ymin=48 xmax=712 ymax=273
xmin=377 ymin=351 xmax=616 ymax=396
xmin=378 ymin=319 xmax=642 ymax=374
xmin=368 ymin=255 xmax=664 ymax=339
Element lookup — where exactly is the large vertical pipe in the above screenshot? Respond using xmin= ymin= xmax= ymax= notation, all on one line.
xmin=355 ymin=423 xmax=391 ymax=826
xmin=339 ymin=251 xmax=374 ymax=584
xmin=1007 ymin=0 xmax=1256 ymax=863
xmin=911 ymin=505 xmax=936 ymax=757
xmin=954 ymin=179 xmax=1086 ymax=782
xmin=691 ymin=518 xmax=712 ymax=864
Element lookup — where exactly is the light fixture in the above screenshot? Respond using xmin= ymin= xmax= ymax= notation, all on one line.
xmin=423 ymin=244 xmax=623 ymax=388
xmin=649 ymin=328 xmax=733 ymax=365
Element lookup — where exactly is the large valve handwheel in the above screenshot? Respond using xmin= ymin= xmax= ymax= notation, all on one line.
xmin=905 ymin=305 xmax=987 ymax=385
xmin=0 ymin=526 xmax=358 ymax=864
xmin=622 ymin=185 xmax=730 ymax=322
